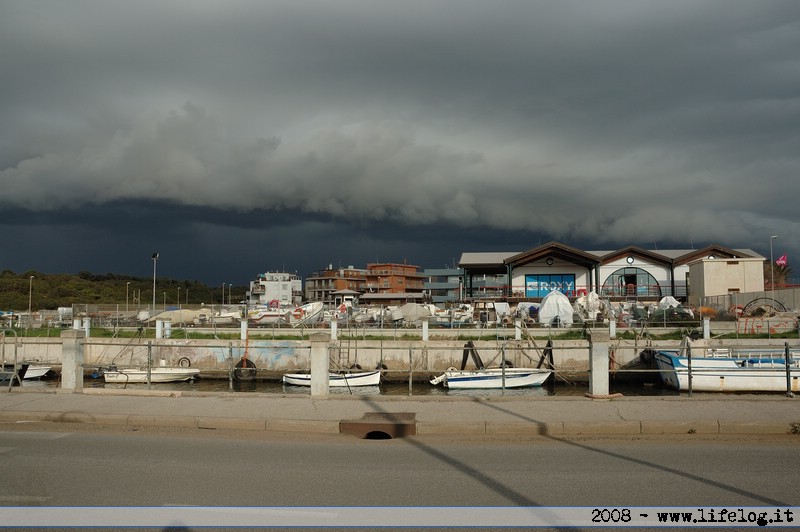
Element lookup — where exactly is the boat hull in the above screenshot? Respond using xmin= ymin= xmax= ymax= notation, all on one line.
xmin=23 ymin=365 xmax=51 ymax=380
xmin=435 ymin=368 xmax=551 ymax=389
xmin=103 ymin=367 xmax=201 ymax=384
xmin=282 ymin=370 xmax=381 ymax=387
xmin=654 ymin=351 xmax=800 ymax=392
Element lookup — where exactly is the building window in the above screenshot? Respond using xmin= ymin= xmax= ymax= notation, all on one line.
xmin=601 ymin=268 xmax=661 ymax=298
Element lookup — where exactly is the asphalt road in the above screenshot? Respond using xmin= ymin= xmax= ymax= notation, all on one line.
xmin=1 ymin=423 xmax=797 ymax=511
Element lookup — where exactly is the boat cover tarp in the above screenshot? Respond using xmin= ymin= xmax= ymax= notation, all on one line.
xmin=657 ymin=296 xmax=681 ymax=310
xmin=390 ymin=303 xmax=434 ymax=324
xmin=573 ymin=291 xmax=603 ymax=321
xmin=538 ymin=290 xmax=574 ymax=327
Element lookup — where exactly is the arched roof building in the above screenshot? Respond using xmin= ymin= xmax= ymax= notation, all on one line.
xmin=458 ymin=242 xmax=762 ymax=303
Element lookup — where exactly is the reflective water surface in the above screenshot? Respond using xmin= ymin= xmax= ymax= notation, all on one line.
xmin=24 ymin=375 xmax=678 ymax=397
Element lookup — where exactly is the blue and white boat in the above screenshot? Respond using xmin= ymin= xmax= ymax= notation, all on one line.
xmin=430 ymin=367 xmax=551 ymax=389
xmin=654 ymin=350 xmax=800 ymax=393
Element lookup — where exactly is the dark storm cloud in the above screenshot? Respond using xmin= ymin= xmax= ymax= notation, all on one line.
xmin=1 ymin=0 xmax=799 ymax=282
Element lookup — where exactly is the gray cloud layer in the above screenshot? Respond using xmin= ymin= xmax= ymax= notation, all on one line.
xmin=2 ymin=0 xmax=799 ymax=281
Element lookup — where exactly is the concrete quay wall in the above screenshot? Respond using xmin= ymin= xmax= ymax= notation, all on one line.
xmin=7 ymin=331 xmax=800 ymax=379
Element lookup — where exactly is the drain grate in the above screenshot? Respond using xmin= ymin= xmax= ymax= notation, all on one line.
xmin=340 ymin=412 xmax=417 ymax=439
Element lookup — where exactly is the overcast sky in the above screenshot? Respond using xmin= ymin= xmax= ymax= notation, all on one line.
xmin=1 ymin=0 xmax=798 ymax=285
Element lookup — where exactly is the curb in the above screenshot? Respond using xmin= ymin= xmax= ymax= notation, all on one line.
xmin=0 ymin=410 xmax=796 ymax=436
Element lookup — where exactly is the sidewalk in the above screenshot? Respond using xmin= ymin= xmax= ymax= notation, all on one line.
xmin=0 ymin=388 xmax=798 ymax=437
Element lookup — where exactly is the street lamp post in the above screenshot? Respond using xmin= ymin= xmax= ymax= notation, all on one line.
xmin=126 ymin=281 xmax=131 ymax=312
xmin=769 ymin=235 xmax=778 ymax=298
xmin=152 ymin=253 xmax=159 ymax=313
xmin=177 ymin=287 xmax=181 ymax=308
xmin=28 ymin=275 xmax=34 ymax=329
xmin=222 ymin=283 xmax=226 ymax=306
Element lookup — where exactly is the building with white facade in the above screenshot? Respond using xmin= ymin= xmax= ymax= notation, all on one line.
xmin=247 ymin=272 xmax=302 ymax=307
xmin=459 ymin=242 xmax=763 ymax=303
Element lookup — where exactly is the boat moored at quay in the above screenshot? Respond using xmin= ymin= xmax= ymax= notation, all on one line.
xmin=653 ymin=348 xmax=800 ymax=393
xmin=10 ymin=289 xmax=800 ymax=396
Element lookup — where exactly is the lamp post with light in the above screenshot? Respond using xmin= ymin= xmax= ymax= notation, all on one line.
xmin=152 ymin=253 xmax=159 ymax=313
xmin=28 ymin=275 xmax=34 ymax=329
xmin=126 ymin=281 xmax=131 ymax=312
xmin=769 ymin=235 xmax=778 ymax=299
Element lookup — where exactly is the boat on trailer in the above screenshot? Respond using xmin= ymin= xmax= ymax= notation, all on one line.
xmin=282 ymin=370 xmax=381 ymax=387
xmin=654 ymin=350 xmax=800 ymax=392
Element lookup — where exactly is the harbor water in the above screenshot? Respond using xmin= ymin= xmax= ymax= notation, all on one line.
xmin=23 ymin=375 xmax=678 ymax=397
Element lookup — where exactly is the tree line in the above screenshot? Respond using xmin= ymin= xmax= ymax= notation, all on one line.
xmin=0 ymin=270 xmax=245 ymax=311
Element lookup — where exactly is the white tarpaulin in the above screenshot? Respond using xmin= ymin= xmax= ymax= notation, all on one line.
xmin=390 ymin=303 xmax=433 ymax=324
xmin=573 ymin=291 xmax=603 ymax=321
xmin=538 ymin=290 xmax=574 ymax=327
xmin=657 ymin=296 xmax=681 ymax=309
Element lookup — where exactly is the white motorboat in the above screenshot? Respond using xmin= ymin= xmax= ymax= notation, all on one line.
xmin=103 ymin=366 xmax=200 ymax=384
xmin=654 ymin=350 xmax=800 ymax=393
xmin=248 ymin=305 xmax=291 ymax=325
xmin=289 ymin=301 xmax=324 ymax=327
xmin=430 ymin=367 xmax=552 ymax=389
xmin=23 ymin=365 xmax=51 ymax=380
xmin=282 ymin=370 xmax=381 ymax=387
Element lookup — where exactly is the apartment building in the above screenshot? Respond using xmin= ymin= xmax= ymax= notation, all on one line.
xmin=304 ymin=265 xmax=367 ymax=305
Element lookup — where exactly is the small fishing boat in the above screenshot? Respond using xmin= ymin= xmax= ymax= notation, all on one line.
xmin=282 ymin=370 xmax=381 ymax=387
xmin=23 ymin=365 xmax=51 ymax=380
xmin=430 ymin=367 xmax=551 ymax=389
xmin=654 ymin=350 xmax=800 ymax=392
xmin=102 ymin=365 xmax=200 ymax=384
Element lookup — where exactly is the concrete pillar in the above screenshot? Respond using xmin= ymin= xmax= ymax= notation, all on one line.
xmin=703 ymin=317 xmax=710 ymax=340
xmin=240 ymin=319 xmax=247 ymax=341
xmin=330 ymin=316 xmax=338 ymax=341
xmin=72 ymin=318 xmax=81 ymax=330
xmin=609 ymin=320 xmax=616 ymax=338
xmin=164 ymin=319 xmax=171 ymax=339
xmin=82 ymin=317 xmax=90 ymax=338
xmin=310 ymin=333 xmax=329 ymax=396
xmin=60 ymin=329 xmax=86 ymax=392
xmin=155 ymin=319 xmax=163 ymax=339
xmin=515 ymin=320 xmax=521 ymax=340
xmin=422 ymin=319 xmax=429 ymax=342
xmin=587 ymin=330 xmax=610 ymax=397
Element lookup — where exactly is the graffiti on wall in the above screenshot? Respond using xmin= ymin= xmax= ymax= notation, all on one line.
xmin=737 ymin=317 xmax=798 ymax=336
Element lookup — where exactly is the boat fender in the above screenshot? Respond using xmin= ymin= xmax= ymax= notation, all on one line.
xmin=178 ymin=357 xmax=191 ymax=368
xmin=447 ymin=366 xmax=458 ymax=371
xmin=349 ymin=364 xmax=362 ymax=370
xmin=500 ymin=360 xmax=513 ymax=368
xmin=375 ymin=363 xmax=388 ymax=371
xmin=233 ymin=357 xmax=257 ymax=381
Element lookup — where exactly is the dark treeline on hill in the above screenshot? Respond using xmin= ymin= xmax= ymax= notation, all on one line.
xmin=0 ymin=270 xmax=247 ymax=311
